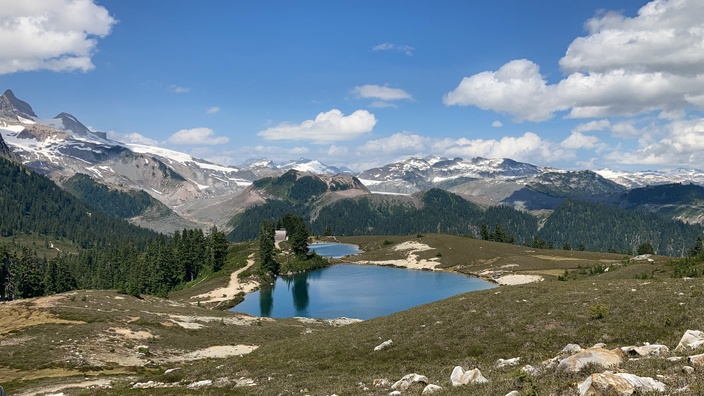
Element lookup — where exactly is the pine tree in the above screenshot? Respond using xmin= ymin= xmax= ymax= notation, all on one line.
xmin=259 ymin=221 xmax=277 ymax=275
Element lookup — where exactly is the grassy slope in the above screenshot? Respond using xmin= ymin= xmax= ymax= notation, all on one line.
xmin=2 ymin=234 xmax=704 ymax=395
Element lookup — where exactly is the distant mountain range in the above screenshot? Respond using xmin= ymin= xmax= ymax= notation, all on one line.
xmin=2 ymin=89 xmax=704 ymax=235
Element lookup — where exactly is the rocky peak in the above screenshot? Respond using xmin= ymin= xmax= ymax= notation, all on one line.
xmin=0 ymin=89 xmax=38 ymax=119
xmin=0 ymin=133 xmax=14 ymax=160
xmin=54 ymin=112 xmax=92 ymax=137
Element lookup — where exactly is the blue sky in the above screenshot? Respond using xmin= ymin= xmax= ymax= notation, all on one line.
xmin=2 ymin=0 xmax=704 ymax=172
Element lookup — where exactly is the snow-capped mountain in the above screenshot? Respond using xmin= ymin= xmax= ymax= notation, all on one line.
xmin=357 ymin=156 xmax=557 ymax=194
xmin=242 ymin=157 xmax=352 ymax=177
xmin=596 ymin=168 xmax=704 ymax=189
xmin=0 ymin=89 xmax=256 ymax=231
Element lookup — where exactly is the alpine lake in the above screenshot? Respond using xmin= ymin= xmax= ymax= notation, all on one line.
xmin=232 ymin=242 xmax=496 ymax=320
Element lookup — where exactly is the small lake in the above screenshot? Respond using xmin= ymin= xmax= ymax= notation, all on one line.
xmin=231 ymin=242 xmax=496 ymax=320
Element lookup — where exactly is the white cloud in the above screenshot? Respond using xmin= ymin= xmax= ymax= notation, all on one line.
xmin=107 ymin=131 xmax=158 ymax=146
xmin=608 ymin=117 xmax=704 ymax=167
xmin=572 ymin=119 xmax=611 ymax=133
xmin=206 ymin=106 xmax=221 ymax=114
xmin=491 ymin=121 xmax=503 ymax=128
xmin=444 ymin=0 xmax=704 ymax=122
xmin=0 ymin=0 xmax=116 ymax=74
xmin=167 ymin=127 xmax=229 ymax=145
xmin=290 ymin=146 xmax=310 ymax=155
xmin=327 ymin=144 xmax=348 ymax=156
xmin=372 ymin=42 xmax=415 ymax=56
xmin=431 ymin=132 xmax=573 ymax=163
xmin=358 ymin=132 xmax=430 ymax=154
xmin=352 ymin=84 xmax=412 ymax=101
xmin=168 ymin=84 xmax=190 ymax=94
xmin=257 ymin=109 xmax=377 ymax=143
xmin=561 ymin=132 xmax=601 ymax=150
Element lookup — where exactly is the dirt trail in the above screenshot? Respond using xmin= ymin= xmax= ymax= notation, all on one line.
xmin=191 ymin=253 xmax=258 ymax=304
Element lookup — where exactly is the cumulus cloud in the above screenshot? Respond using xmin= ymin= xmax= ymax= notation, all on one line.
xmin=206 ymin=106 xmax=221 ymax=114
xmin=609 ymin=117 xmax=704 ymax=167
xmin=257 ymin=109 xmax=377 ymax=143
xmin=492 ymin=121 xmax=503 ymax=128
xmin=561 ymin=132 xmax=602 ymax=150
xmin=0 ymin=0 xmax=116 ymax=74
xmin=431 ymin=132 xmax=573 ymax=164
xmin=358 ymin=132 xmax=430 ymax=154
xmin=372 ymin=42 xmax=415 ymax=56
xmin=572 ymin=119 xmax=611 ymax=133
xmin=167 ymin=127 xmax=229 ymax=145
xmin=444 ymin=0 xmax=704 ymax=121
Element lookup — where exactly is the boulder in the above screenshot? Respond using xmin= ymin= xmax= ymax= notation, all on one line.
xmin=450 ymin=366 xmax=488 ymax=386
xmin=558 ymin=348 xmax=622 ymax=372
xmin=560 ymin=343 xmax=583 ymax=355
xmin=521 ymin=364 xmax=540 ymax=376
xmin=389 ymin=391 xmax=402 ymax=396
xmin=622 ymin=344 xmax=669 ymax=357
xmin=577 ymin=371 xmax=665 ymax=395
xmin=374 ymin=339 xmax=393 ymax=351
xmin=688 ymin=353 xmax=704 ymax=368
xmin=422 ymin=384 xmax=443 ymax=394
xmin=391 ymin=373 xmax=428 ymax=392
xmin=495 ymin=357 xmax=521 ymax=368
xmin=505 ymin=391 xmax=520 ymax=396
xmin=682 ymin=366 xmax=695 ymax=374
xmin=675 ymin=330 xmax=704 ymax=351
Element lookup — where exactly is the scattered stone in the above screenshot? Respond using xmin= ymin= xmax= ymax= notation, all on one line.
xmin=389 ymin=391 xmax=402 ymax=396
xmin=450 ymin=366 xmax=488 ymax=386
xmin=558 ymin=348 xmax=622 ymax=372
xmin=505 ymin=391 xmax=520 ymax=396
xmin=683 ymin=366 xmax=695 ymax=374
xmin=591 ymin=343 xmax=606 ymax=349
xmin=521 ymin=364 xmax=540 ymax=376
xmin=622 ymin=344 xmax=669 ymax=357
xmin=675 ymin=330 xmax=704 ymax=351
xmin=422 ymin=384 xmax=443 ymax=394
xmin=688 ymin=353 xmax=704 ymax=367
xmin=578 ymin=371 xmax=666 ymax=396
xmin=164 ymin=368 xmax=181 ymax=375
xmin=132 ymin=381 xmax=164 ymax=389
xmin=391 ymin=373 xmax=428 ymax=392
xmin=668 ymin=356 xmax=684 ymax=362
xmin=374 ymin=378 xmax=391 ymax=387
xmin=496 ymin=357 xmax=521 ymax=368
xmin=187 ymin=380 xmax=212 ymax=389
xmin=560 ymin=343 xmax=583 ymax=355
xmin=374 ymin=339 xmax=393 ymax=351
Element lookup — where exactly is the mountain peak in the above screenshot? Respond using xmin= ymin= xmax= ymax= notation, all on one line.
xmin=54 ymin=112 xmax=92 ymax=137
xmin=0 ymin=89 xmax=38 ymax=119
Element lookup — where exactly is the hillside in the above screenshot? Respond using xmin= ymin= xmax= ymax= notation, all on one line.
xmin=1 ymin=234 xmax=703 ymax=395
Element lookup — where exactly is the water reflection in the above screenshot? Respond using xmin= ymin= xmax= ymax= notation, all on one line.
xmin=283 ymin=273 xmax=310 ymax=311
xmin=259 ymin=284 xmax=274 ymax=317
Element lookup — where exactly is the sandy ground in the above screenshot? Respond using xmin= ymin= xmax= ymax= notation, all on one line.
xmin=191 ymin=253 xmax=259 ymax=304
xmin=495 ymin=274 xmax=545 ymax=285
xmin=354 ymin=241 xmax=442 ymax=270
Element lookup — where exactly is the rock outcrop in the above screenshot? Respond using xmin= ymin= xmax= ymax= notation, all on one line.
xmin=391 ymin=373 xmax=428 ymax=392
xmin=675 ymin=330 xmax=704 ymax=351
xmin=558 ymin=348 xmax=623 ymax=372
xmin=577 ymin=371 xmax=666 ymax=395
xmin=450 ymin=366 xmax=488 ymax=386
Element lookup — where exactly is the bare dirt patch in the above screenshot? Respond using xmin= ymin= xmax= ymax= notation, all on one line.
xmin=191 ymin=253 xmax=259 ymax=304
xmin=165 ymin=344 xmax=259 ymax=362
xmin=0 ymin=302 xmax=84 ymax=335
xmin=107 ymin=327 xmax=155 ymax=340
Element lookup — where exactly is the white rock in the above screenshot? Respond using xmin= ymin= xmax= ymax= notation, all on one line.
xmin=591 ymin=343 xmax=606 ymax=349
xmin=521 ymin=364 xmax=540 ymax=376
xmin=422 ymin=384 xmax=443 ymax=394
xmin=558 ymin=348 xmax=622 ymax=373
xmin=682 ymin=366 xmax=695 ymax=374
xmin=391 ymin=373 xmax=428 ymax=391
xmin=675 ymin=330 xmax=704 ymax=351
xmin=187 ymin=380 xmax=213 ymax=389
xmin=164 ymin=368 xmax=181 ymax=375
xmin=374 ymin=339 xmax=393 ymax=351
xmin=450 ymin=366 xmax=488 ymax=386
xmin=622 ymin=344 xmax=669 ymax=357
xmin=560 ymin=343 xmax=583 ymax=355
xmin=389 ymin=391 xmax=402 ymax=396
xmin=505 ymin=391 xmax=520 ymax=396
xmin=578 ymin=371 xmax=666 ymax=396
xmin=688 ymin=353 xmax=704 ymax=367
xmin=374 ymin=378 xmax=391 ymax=387
xmin=495 ymin=357 xmax=521 ymax=368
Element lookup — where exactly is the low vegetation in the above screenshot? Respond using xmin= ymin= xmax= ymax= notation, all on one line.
xmin=1 ymin=234 xmax=704 ymax=395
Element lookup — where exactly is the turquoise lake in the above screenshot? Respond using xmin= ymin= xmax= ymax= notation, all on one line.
xmin=231 ymin=243 xmax=495 ymax=320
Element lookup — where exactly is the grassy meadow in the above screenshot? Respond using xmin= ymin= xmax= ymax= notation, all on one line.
xmin=1 ymin=234 xmax=703 ymax=395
